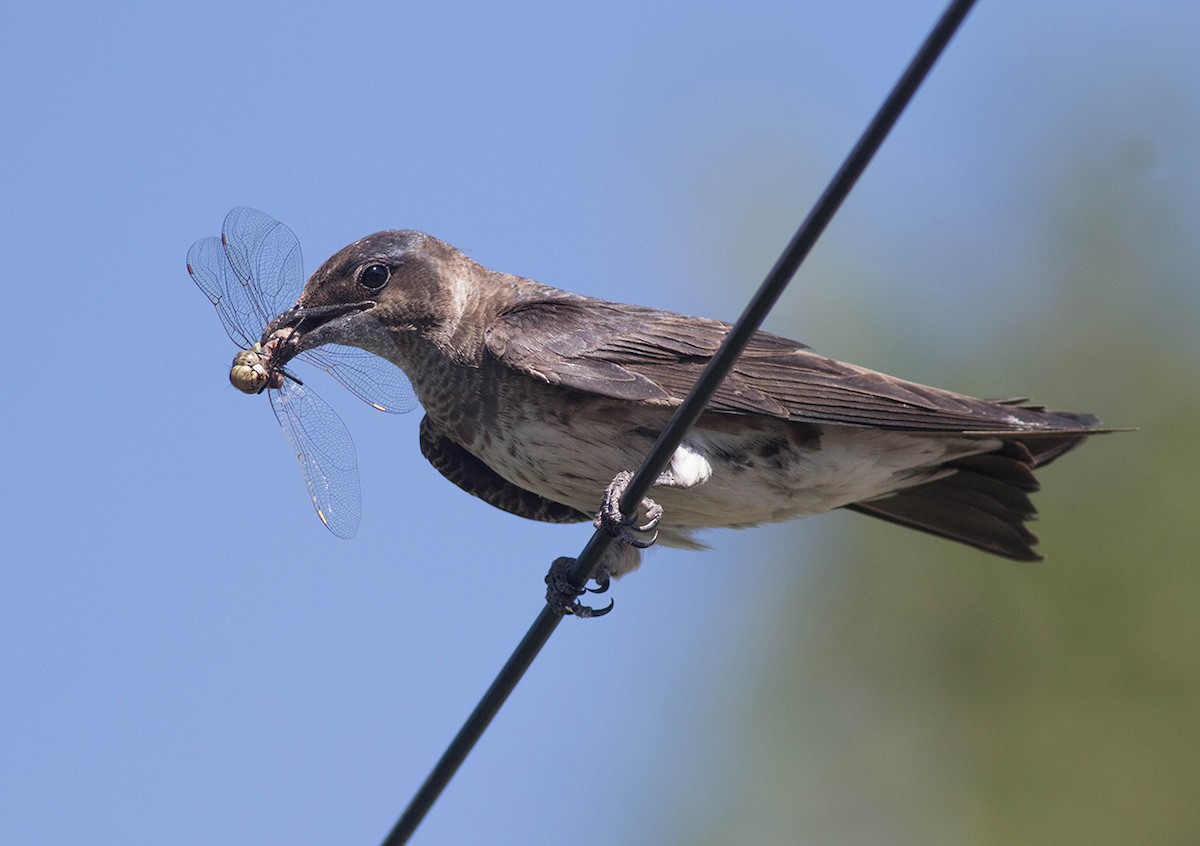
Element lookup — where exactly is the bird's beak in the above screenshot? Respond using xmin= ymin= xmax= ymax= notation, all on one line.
xmin=264 ymin=300 xmax=397 ymax=363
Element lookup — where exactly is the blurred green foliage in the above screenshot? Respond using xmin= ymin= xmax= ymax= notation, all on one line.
xmin=678 ymin=145 xmax=1199 ymax=844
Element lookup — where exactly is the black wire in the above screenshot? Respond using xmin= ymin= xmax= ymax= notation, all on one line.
xmin=379 ymin=1 xmax=977 ymax=842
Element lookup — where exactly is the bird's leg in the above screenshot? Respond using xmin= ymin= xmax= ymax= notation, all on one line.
xmin=544 ymin=557 xmax=614 ymax=618
xmin=594 ymin=470 xmax=663 ymax=548
xmin=546 ymin=469 xmax=673 ymax=618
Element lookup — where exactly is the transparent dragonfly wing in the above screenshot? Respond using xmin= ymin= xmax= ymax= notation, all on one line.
xmin=219 ymin=206 xmax=305 ymax=329
xmin=299 ymin=344 xmax=418 ymax=414
xmin=189 ymin=207 xmax=416 ymax=415
xmin=269 ymin=377 xmax=362 ymax=539
xmin=187 ymin=207 xmax=418 ymax=538
xmin=187 ymin=235 xmax=263 ymax=349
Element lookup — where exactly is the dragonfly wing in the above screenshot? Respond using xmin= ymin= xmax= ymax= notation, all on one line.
xmin=299 ymin=345 xmax=418 ymax=414
xmin=220 ymin=207 xmax=305 ymax=330
xmin=269 ymin=378 xmax=362 ymax=539
xmin=187 ymin=235 xmax=263 ymax=348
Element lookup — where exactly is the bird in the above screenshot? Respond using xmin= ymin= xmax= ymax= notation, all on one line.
xmin=256 ymin=229 xmax=1104 ymax=612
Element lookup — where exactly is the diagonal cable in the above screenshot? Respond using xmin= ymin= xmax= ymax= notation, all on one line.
xmin=379 ymin=1 xmax=977 ymax=842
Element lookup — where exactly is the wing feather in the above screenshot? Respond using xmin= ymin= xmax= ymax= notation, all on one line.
xmin=484 ymin=297 xmax=1099 ymax=433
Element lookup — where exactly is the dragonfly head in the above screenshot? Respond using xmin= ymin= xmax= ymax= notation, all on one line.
xmin=229 ymin=347 xmax=270 ymax=394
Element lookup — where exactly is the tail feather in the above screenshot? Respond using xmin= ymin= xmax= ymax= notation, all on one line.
xmin=843 ymin=429 xmax=1095 ymax=561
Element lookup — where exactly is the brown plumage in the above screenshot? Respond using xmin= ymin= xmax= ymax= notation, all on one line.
xmin=267 ymin=229 xmax=1104 ymax=574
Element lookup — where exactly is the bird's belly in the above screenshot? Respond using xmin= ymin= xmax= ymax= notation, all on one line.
xmin=466 ymin=395 xmax=667 ymax=514
xmin=463 ymin=391 xmax=1000 ymax=532
xmin=654 ymin=426 xmax=998 ymax=529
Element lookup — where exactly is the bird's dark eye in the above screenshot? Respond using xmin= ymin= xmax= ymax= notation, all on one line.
xmin=358 ymin=263 xmax=391 ymax=291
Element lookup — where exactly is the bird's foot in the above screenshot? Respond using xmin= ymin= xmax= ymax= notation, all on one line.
xmin=594 ymin=471 xmax=663 ymax=548
xmin=544 ymin=557 xmax=614 ymax=618
xmin=544 ymin=471 xmax=659 ymax=617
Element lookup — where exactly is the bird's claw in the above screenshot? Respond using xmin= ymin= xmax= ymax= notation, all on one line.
xmin=594 ymin=471 xmax=662 ymax=548
xmin=544 ymin=470 xmax=659 ymax=617
xmin=544 ymin=557 xmax=614 ymax=618
xmin=586 ymin=574 xmax=610 ymax=595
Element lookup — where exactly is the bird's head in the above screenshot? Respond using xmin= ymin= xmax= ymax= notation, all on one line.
xmin=264 ymin=230 xmax=485 ymax=367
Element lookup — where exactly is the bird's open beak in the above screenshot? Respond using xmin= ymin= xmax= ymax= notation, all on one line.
xmin=264 ymin=300 xmax=397 ymax=364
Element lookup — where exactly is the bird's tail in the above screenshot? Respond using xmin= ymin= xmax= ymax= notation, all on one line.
xmin=843 ymin=427 xmax=1096 ymax=561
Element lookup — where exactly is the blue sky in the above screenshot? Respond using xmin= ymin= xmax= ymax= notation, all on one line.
xmin=2 ymin=2 xmax=1197 ymax=844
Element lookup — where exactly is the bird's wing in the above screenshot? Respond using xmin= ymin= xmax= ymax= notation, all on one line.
xmin=484 ymin=297 xmax=1099 ymax=433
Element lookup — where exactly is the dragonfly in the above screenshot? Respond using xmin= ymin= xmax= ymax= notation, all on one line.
xmin=187 ymin=206 xmax=417 ymax=538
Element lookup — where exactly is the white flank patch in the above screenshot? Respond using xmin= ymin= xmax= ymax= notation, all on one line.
xmin=663 ymin=440 xmax=713 ymax=489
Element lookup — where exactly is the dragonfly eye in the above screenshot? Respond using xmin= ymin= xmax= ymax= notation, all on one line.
xmin=358 ymin=263 xmax=391 ymax=291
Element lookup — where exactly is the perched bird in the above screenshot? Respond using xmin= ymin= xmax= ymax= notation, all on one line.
xmin=258 ymin=229 xmax=1103 ymax=604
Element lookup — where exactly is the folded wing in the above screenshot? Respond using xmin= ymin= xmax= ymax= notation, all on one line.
xmin=484 ymin=297 xmax=1100 ymax=434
